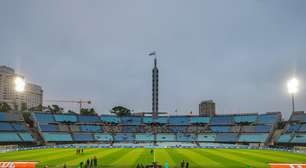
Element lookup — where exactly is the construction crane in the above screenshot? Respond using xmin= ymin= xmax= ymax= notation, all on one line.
xmin=45 ymin=99 xmax=91 ymax=113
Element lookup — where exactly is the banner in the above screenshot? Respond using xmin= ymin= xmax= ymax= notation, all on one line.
xmin=0 ymin=162 xmax=37 ymax=168
xmin=270 ymin=163 xmax=306 ymax=168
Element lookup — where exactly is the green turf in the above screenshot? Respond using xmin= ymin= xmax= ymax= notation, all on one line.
xmin=0 ymin=148 xmax=305 ymax=168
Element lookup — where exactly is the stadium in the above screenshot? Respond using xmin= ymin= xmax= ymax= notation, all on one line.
xmin=0 ymin=111 xmax=306 ymax=167
xmin=1 ymin=2 xmax=306 ymax=167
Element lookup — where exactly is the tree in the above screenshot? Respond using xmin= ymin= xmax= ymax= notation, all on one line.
xmin=22 ymin=112 xmax=33 ymax=126
xmin=80 ymin=108 xmax=96 ymax=115
xmin=29 ymin=104 xmax=47 ymax=112
xmin=21 ymin=102 xmax=27 ymax=112
xmin=47 ymin=104 xmax=64 ymax=114
xmin=0 ymin=102 xmax=12 ymax=112
xmin=110 ymin=106 xmax=131 ymax=117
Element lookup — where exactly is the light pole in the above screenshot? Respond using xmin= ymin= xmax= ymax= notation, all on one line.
xmin=287 ymin=77 xmax=299 ymax=114
xmin=14 ymin=76 xmax=26 ymax=111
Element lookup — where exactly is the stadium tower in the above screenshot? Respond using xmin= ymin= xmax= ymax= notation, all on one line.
xmin=152 ymin=57 xmax=159 ymax=118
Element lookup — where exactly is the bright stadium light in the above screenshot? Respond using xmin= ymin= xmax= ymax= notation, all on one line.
xmin=15 ymin=76 xmax=25 ymax=92
xmin=287 ymin=77 xmax=299 ymax=94
xmin=287 ymin=77 xmax=299 ymax=114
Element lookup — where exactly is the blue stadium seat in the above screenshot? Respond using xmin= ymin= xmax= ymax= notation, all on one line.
xmin=215 ymin=133 xmax=239 ymax=142
xmin=114 ymin=133 xmax=134 ymax=141
xmin=277 ymin=134 xmax=292 ymax=143
xmin=234 ymin=115 xmax=257 ymax=123
xmin=238 ymin=133 xmax=268 ymax=143
xmin=39 ymin=124 xmax=59 ymax=132
xmin=72 ymin=133 xmax=94 ymax=141
xmin=94 ymin=133 xmax=113 ymax=141
xmin=210 ymin=116 xmax=233 ymax=125
xmin=298 ymin=124 xmax=306 ymax=132
xmin=291 ymin=134 xmax=306 ymax=143
xmin=177 ymin=133 xmax=195 ymax=141
xmin=156 ymin=134 xmax=176 ymax=141
xmin=78 ymin=115 xmax=100 ymax=123
xmin=197 ymin=134 xmax=216 ymax=142
xmin=100 ymin=115 xmax=120 ymax=123
xmin=11 ymin=123 xmax=27 ymax=131
xmin=210 ymin=126 xmax=231 ymax=133
xmin=79 ymin=125 xmax=102 ymax=132
xmin=42 ymin=133 xmax=73 ymax=142
xmin=169 ymin=126 xmax=187 ymax=133
xmin=18 ymin=133 xmax=34 ymax=142
xmin=122 ymin=126 xmax=139 ymax=133
xmin=120 ymin=117 xmax=142 ymax=125
xmin=135 ymin=133 xmax=154 ymax=141
xmin=0 ymin=122 xmax=14 ymax=131
xmin=33 ymin=113 xmax=55 ymax=123
xmin=0 ymin=112 xmax=23 ymax=121
xmin=286 ymin=124 xmax=301 ymax=133
xmin=257 ymin=113 xmax=280 ymax=124
xmin=54 ymin=114 xmax=78 ymax=122
xmin=255 ymin=125 xmax=272 ymax=133
xmin=0 ymin=132 xmax=22 ymax=142
xmin=143 ymin=117 xmax=168 ymax=124
xmin=168 ymin=117 xmax=190 ymax=125
xmin=189 ymin=117 xmax=210 ymax=124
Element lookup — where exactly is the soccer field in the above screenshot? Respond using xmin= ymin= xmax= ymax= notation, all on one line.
xmin=0 ymin=148 xmax=305 ymax=168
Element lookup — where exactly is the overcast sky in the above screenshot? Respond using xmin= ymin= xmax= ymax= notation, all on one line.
xmin=1 ymin=0 xmax=306 ymax=118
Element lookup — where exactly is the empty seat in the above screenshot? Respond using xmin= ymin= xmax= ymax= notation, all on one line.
xmin=54 ymin=114 xmax=77 ymax=122
xmin=298 ymin=124 xmax=306 ymax=132
xmin=0 ymin=122 xmax=14 ymax=131
xmin=120 ymin=117 xmax=142 ymax=125
xmin=42 ymin=133 xmax=73 ymax=142
xmin=286 ymin=124 xmax=301 ymax=133
xmin=234 ymin=115 xmax=257 ymax=123
xmin=156 ymin=134 xmax=176 ymax=141
xmin=114 ymin=133 xmax=134 ymax=141
xmin=238 ymin=133 xmax=268 ymax=143
xmin=210 ymin=126 xmax=231 ymax=133
xmin=177 ymin=133 xmax=195 ymax=141
xmin=197 ymin=134 xmax=216 ymax=142
xmin=94 ymin=133 xmax=113 ymax=141
xmin=34 ymin=113 xmax=55 ymax=123
xmin=0 ymin=132 xmax=22 ymax=142
xmin=78 ymin=115 xmax=100 ymax=123
xmin=11 ymin=123 xmax=27 ymax=131
xmin=291 ymin=134 xmax=306 ymax=143
xmin=215 ymin=133 xmax=239 ymax=142
xmin=39 ymin=124 xmax=59 ymax=132
xmin=19 ymin=133 xmax=34 ymax=142
xmin=257 ymin=113 xmax=281 ymax=124
xmin=277 ymin=134 xmax=292 ymax=143
xmin=72 ymin=133 xmax=94 ymax=141
xmin=255 ymin=125 xmax=272 ymax=133
xmin=189 ymin=117 xmax=210 ymax=124
xmin=135 ymin=133 xmax=154 ymax=141
xmin=100 ymin=115 xmax=120 ymax=123
xmin=211 ymin=116 xmax=233 ymax=125
xmin=168 ymin=117 xmax=190 ymax=125
xmin=80 ymin=125 xmax=102 ymax=132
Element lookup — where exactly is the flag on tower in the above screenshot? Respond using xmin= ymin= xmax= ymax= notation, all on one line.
xmin=149 ymin=51 xmax=156 ymax=56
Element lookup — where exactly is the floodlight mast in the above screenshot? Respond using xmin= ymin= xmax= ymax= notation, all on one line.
xmin=14 ymin=76 xmax=26 ymax=111
xmin=287 ymin=77 xmax=299 ymax=114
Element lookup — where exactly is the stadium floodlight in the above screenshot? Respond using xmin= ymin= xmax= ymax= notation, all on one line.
xmin=15 ymin=76 xmax=25 ymax=92
xmin=287 ymin=77 xmax=299 ymax=113
xmin=287 ymin=77 xmax=299 ymax=94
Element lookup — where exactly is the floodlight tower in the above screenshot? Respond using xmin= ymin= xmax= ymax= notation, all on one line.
xmin=14 ymin=76 xmax=26 ymax=111
xmin=287 ymin=77 xmax=299 ymax=114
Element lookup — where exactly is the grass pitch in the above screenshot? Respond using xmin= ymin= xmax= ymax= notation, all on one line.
xmin=0 ymin=148 xmax=305 ymax=168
